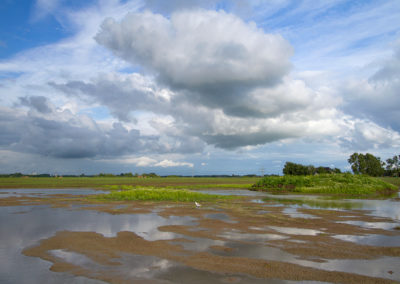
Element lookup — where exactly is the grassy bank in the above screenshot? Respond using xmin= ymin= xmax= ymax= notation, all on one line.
xmin=379 ymin=177 xmax=400 ymax=187
xmin=251 ymin=174 xmax=398 ymax=197
xmin=0 ymin=176 xmax=258 ymax=189
xmin=94 ymin=187 xmax=233 ymax=202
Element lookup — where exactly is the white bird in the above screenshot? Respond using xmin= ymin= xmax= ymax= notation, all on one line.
xmin=195 ymin=201 xmax=201 ymax=208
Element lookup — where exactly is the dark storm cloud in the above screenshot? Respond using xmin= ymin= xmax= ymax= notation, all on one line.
xmin=202 ymin=132 xmax=296 ymax=149
xmin=0 ymin=98 xmax=204 ymax=159
xmin=18 ymin=96 xmax=52 ymax=113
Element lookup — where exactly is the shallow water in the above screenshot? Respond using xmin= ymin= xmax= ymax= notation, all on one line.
xmin=0 ymin=188 xmax=109 ymax=198
xmin=333 ymin=234 xmax=400 ymax=247
xmin=1 ymin=188 xmax=400 ymax=283
xmin=0 ymin=202 xmax=195 ymax=283
xmin=255 ymin=192 xmax=400 ymax=221
xmin=213 ymin=240 xmax=400 ymax=281
xmin=0 ymin=201 xmax=332 ymax=284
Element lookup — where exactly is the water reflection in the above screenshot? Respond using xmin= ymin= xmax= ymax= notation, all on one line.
xmin=204 ymin=213 xmax=237 ymax=223
xmin=268 ymin=226 xmax=323 ymax=236
xmin=282 ymin=207 xmax=319 ymax=219
xmin=333 ymin=234 xmax=400 ymax=247
xmin=0 ymin=188 xmax=109 ymax=198
xmin=337 ymin=220 xmax=399 ymax=230
xmin=261 ymin=193 xmax=400 ymax=221
xmin=0 ymin=204 xmax=195 ymax=284
xmin=214 ymin=241 xmax=400 ymax=281
xmin=218 ymin=229 xmax=287 ymax=242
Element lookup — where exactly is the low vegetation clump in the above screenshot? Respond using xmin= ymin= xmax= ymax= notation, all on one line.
xmin=251 ymin=174 xmax=398 ymax=197
xmin=94 ymin=187 xmax=233 ymax=202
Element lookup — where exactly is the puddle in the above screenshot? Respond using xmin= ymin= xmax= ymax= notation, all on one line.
xmin=172 ymin=236 xmax=226 ymax=252
xmin=218 ymin=229 xmax=287 ymax=242
xmin=251 ymin=199 xmax=265 ymax=203
xmin=268 ymin=226 xmax=323 ymax=236
xmin=204 ymin=213 xmax=237 ymax=223
xmin=337 ymin=220 xmax=399 ymax=230
xmin=333 ymin=234 xmax=400 ymax=247
xmin=256 ymin=210 xmax=271 ymax=214
xmin=282 ymin=207 xmax=319 ymax=219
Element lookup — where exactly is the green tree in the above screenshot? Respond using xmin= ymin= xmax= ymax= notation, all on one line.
xmin=385 ymin=155 xmax=400 ymax=176
xmin=348 ymin=153 xmax=384 ymax=176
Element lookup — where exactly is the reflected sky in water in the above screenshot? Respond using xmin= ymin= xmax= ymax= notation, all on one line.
xmin=0 ymin=188 xmax=109 ymax=198
xmin=0 ymin=203 xmax=195 ymax=284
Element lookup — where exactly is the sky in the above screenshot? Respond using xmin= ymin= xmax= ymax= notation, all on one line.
xmin=0 ymin=0 xmax=399 ymax=175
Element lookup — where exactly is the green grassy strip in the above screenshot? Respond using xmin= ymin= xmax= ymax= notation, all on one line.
xmin=105 ymin=184 xmax=252 ymax=191
xmin=251 ymin=174 xmax=398 ymax=197
xmin=0 ymin=177 xmax=258 ymax=189
xmin=94 ymin=187 xmax=234 ymax=202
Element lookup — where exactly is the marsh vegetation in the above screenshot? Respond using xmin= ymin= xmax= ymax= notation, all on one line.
xmin=251 ymin=174 xmax=397 ymax=197
xmin=94 ymin=187 xmax=234 ymax=202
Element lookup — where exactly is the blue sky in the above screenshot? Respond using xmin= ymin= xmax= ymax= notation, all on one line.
xmin=0 ymin=0 xmax=399 ymax=175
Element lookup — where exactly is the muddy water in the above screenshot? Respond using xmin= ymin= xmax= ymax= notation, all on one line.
xmin=1 ymin=188 xmax=400 ymax=283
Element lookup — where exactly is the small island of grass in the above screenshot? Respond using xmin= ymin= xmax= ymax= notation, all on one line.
xmin=94 ymin=187 xmax=233 ymax=202
xmin=251 ymin=173 xmax=398 ymax=197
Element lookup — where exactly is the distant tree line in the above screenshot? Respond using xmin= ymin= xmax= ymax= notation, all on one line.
xmin=283 ymin=153 xmax=399 ymax=177
xmin=283 ymin=162 xmax=341 ymax=176
xmin=97 ymin=172 xmax=159 ymax=177
xmin=348 ymin=153 xmax=399 ymax=177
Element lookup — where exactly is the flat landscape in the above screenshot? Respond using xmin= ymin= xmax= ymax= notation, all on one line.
xmin=2 ymin=1 xmax=400 ymax=283
xmin=1 ymin=176 xmax=400 ymax=283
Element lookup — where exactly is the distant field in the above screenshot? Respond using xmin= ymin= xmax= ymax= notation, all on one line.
xmin=0 ymin=176 xmax=260 ymax=189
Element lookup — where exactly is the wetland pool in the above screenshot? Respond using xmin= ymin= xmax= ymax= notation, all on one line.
xmin=1 ymin=188 xmax=400 ymax=283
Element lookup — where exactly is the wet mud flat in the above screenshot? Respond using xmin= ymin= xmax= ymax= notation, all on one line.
xmin=1 ymin=188 xmax=400 ymax=283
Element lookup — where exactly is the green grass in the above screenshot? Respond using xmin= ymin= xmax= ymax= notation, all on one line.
xmin=0 ymin=176 xmax=258 ymax=189
xmin=379 ymin=177 xmax=400 ymax=187
xmin=94 ymin=187 xmax=234 ymax=202
xmin=105 ymin=183 xmax=253 ymax=191
xmin=251 ymin=174 xmax=398 ymax=197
